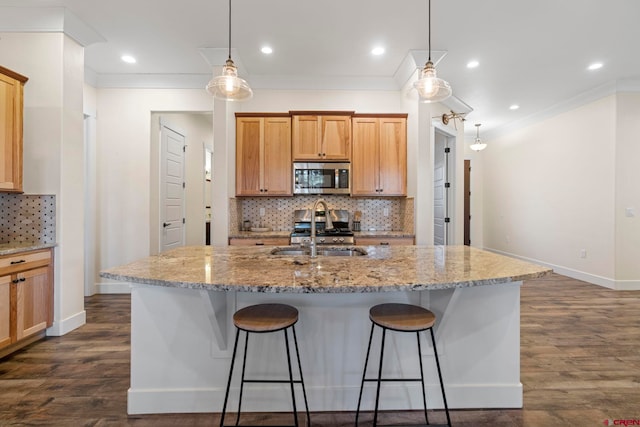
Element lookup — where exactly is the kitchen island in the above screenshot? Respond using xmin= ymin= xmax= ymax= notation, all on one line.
xmin=101 ymin=245 xmax=551 ymax=415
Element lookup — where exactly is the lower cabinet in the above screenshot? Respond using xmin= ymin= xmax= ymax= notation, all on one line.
xmin=229 ymin=237 xmax=290 ymax=246
xmin=0 ymin=248 xmax=53 ymax=357
xmin=355 ymin=237 xmax=415 ymax=246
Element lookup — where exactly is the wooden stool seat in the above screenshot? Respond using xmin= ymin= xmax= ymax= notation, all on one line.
xmin=369 ymin=303 xmax=436 ymax=332
xmin=233 ymin=303 xmax=298 ymax=332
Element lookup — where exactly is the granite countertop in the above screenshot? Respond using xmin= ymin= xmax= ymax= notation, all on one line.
xmin=100 ymin=245 xmax=552 ymax=293
xmin=0 ymin=242 xmax=57 ymax=256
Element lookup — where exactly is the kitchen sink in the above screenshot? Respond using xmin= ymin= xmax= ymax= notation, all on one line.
xmin=270 ymin=247 xmax=368 ymax=257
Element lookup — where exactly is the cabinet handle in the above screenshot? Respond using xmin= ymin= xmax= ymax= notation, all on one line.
xmin=255 ymin=242 xmax=264 ymax=246
xmin=12 ymin=278 xmax=20 ymax=284
xmin=380 ymin=242 xmax=390 ymax=246
xmin=10 ymin=259 xmax=26 ymax=265
xmin=318 ymin=153 xmax=322 ymax=157
xmin=19 ymin=277 xmax=26 ymax=282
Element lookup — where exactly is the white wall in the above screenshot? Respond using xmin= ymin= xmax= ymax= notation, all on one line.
xmin=615 ymin=93 xmax=640 ymax=284
xmin=0 ymin=32 xmax=86 ymax=334
xmin=94 ymin=89 xmax=212 ymax=292
xmin=483 ymin=95 xmax=619 ymax=287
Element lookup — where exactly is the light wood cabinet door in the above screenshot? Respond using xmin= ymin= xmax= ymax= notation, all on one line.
xmin=292 ymin=114 xmax=351 ymax=161
xmin=351 ymin=117 xmax=379 ymax=196
xmin=15 ymin=266 xmax=50 ymax=340
xmin=0 ymin=275 xmax=11 ymax=349
xmin=263 ymin=117 xmax=292 ymax=196
xmin=292 ymin=115 xmax=321 ymax=160
xmin=321 ymin=116 xmax=351 ymax=160
xmin=0 ymin=67 xmax=28 ymax=193
xmin=236 ymin=117 xmax=262 ymax=196
xmin=378 ymin=117 xmax=407 ymax=196
xmin=351 ymin=116 xmax=407 ymax=197
xmin=236 ymin=116 xmax=292 ymax=196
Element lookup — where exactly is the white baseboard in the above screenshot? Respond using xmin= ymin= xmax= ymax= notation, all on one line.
xmin=46 ymin=309 xmax=86 ymax=336
xmin=484 ymin=248 xmax=640 ymax=290
xmin=127 ymin=383 xmax=523 ymax=415
xmin=96 ymin=281 xmax=132 ymax=294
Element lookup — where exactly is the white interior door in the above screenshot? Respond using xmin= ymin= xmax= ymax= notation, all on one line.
xmin=160 ymin=122 xmax=186 ymax=252
xmin=434 ymin=129 xmax=453 ymax=245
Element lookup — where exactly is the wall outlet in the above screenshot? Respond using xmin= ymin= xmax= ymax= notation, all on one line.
xmin=259 ymin=207 xmax=265 ymax=217
xmin=580 ymin=249 xmax=587 ymax=259
xmin=383 ymin=208 xmax=389 ymax=217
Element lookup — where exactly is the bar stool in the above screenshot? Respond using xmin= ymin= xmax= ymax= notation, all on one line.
xmin=220 ymin=303 xmax=310 ymax=427
xmin=355 ymin=303 xmax=451 ymax=427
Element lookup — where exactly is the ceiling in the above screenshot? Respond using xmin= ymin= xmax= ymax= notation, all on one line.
xmin=2 ymin=0 xmax=640 ymax=137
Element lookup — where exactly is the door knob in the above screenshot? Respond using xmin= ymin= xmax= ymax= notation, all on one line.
xmin=163 ymin=222 xmax=170 ymax=228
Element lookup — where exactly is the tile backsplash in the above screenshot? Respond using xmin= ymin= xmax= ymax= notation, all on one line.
xmin=0 ymin=194 xmax=56 ymax=244
xmin=230 ymin=196 xmax=414 ymax=233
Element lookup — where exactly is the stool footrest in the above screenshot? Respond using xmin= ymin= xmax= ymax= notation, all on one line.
xmin=363 ymin=377 xmax=424 ymax=382
xmin=374 ymin=424 xmax=449 ymax=427
xmin=242 ymin=379 xmax=303 ymax=384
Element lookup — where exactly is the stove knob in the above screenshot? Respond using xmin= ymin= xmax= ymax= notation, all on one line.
xmin=319 ymin=238 xmax=325 ymax=243
xmin=332 ymin=237 xmax=338 ymax=243
xmin=338 ymin=237 xmax=344 ymax=243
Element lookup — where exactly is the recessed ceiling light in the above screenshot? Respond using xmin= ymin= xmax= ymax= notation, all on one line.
xmin=587 ymin=62 xmax=603 ymax=71
xmin=509 ymin=104 xmax=520 ymax=110
xmin=121 ymin=55 xmax=136 ymax=64
xmin=261 ymin=46 xmax=273 ymax=54
xmin=467 ymin=60 xmax=479 ymax=69
xmin=371 ymin=46 xmax=385 ymax=56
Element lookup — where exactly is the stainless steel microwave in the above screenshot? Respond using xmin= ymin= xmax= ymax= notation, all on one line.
xmin=293 ymin=162 xmax=350 ymax=194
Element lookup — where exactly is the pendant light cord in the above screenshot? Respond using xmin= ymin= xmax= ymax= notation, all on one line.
xmin=428 ymin=0 xmax=432 ymax=61
xmin=228 ymin=0 xmax=232 ymax=61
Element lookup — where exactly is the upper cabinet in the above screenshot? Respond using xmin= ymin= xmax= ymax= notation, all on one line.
xmin=291 ymin=112 xmax=353 ymax=161
xmin=0 ymin=66 xmax=28 ymax=193
xmin=352 ymin=115 xmax=407 ymax=197
xmin=236 ymin=114 xmax=292 ymax=196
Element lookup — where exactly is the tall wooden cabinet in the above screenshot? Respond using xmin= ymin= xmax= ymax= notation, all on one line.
xmin=0 ymin=248 xmax=54 ymax=357
xmin=291 ymin=112 xmax=352 ymax=161
xmin=351 ymin=114 xmax=407 ymax=196
xmin=236 ymin=114 xmax=292 ymax=196
xmin=0 ymin=66 xmax=28 ymax=193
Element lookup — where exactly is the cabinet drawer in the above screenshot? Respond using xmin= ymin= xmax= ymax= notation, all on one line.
xmin=356 ymin=237 xmax=414 ymax=246
xmin=0 ymin=250 xmax=52 ymax=274
xmin=229 ymin=238 xmax=290 ymax=246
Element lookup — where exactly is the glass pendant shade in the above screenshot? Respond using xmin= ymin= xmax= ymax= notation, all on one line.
xmin=206 ymin=59 xmax=253 ymax=101
xmin=414 ymin=61 xmax=452 ymax=103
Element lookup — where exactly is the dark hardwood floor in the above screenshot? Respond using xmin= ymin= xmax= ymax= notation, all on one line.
xmin=1 ymin=273 xmax=639 ymax=426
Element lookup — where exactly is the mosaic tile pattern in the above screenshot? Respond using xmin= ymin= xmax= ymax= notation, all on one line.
xmin=0 ymin=194 xmax=56 ymax=244
xmin=234 ymin=195 xmax=412 ymax=232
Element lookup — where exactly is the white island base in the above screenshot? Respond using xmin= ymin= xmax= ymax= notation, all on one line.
xmin=128 ymin=282 xmax=521 ymax=415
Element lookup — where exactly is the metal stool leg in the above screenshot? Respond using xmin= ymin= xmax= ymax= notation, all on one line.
xmin=292 ymin=325 xmax=311 ymax=426
xmin=220 ymin=328 xmax=241 ymax=427
xmin=235 ymin=331 xmax=250 ymax=426
xmin=416 ymin=331 xmax=430 ymax=425
xmin=355 ymin=322 xmax=375 ymax=426
xmin=430 ymin=328 xmax=451 ymax=427
xmin=284 ymin=328 xmax=300 ymax=427
xmin=373 ymin=326 xmax=386 ymax=427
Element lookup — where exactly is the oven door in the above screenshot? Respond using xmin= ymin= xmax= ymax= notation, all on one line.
xmin=293 ymin=162 xmax=350 ymax=194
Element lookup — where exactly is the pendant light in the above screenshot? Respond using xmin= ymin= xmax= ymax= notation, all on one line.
xmin=206 ymin=0 xmax=252 ymax=101
xmin=470 ymin=124 xmax=487 ymax=151
xmin=414 ymin=0 xmax=452 ymax=103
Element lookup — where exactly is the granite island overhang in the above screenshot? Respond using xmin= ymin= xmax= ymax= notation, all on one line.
xmin=100 ymin=245 xmax=552 ymax=415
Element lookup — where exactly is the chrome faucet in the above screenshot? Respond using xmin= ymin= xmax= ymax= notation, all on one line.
xmin=310 ymin=199 xmax=334 ymax=258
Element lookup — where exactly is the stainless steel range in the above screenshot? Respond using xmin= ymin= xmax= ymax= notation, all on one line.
xmin=289 ymin=209 xmax=354 ymax=245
